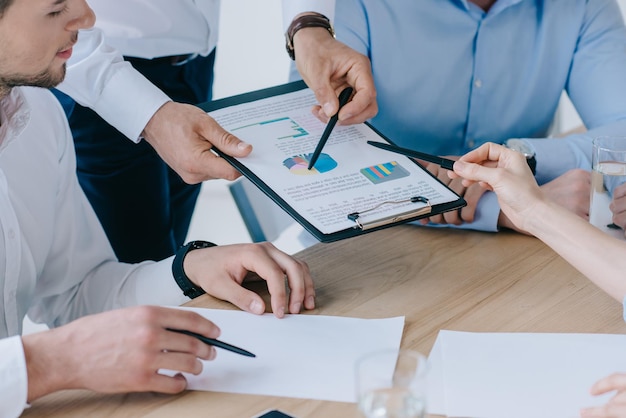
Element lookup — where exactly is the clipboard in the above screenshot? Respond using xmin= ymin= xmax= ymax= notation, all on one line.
xmin=198 ymin=81 xmax=466 ymax=243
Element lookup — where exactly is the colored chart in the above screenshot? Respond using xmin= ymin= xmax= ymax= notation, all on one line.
xmin=360 ymin=161 xmax=410 ymax=184
xmin=232 ymin=117 xmax=308 ymax=140
xmin=283 ymin=153 xmax=338 ymax=175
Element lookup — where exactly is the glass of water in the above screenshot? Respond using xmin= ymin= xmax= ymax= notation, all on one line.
xmin=355 ymin=349 xmax=428 ymax=418
xmin=590 ymin=136 xmax=626 ymax=239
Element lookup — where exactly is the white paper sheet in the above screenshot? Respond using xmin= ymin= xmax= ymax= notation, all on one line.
xmin=427 ymin=330 xmax=626 ymax=418
xmin=167 ymin=307 xmax=405 ymax=403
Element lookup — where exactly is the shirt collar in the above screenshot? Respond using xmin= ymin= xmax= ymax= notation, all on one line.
xmin=457 ymin=0 xmax=526 ymax=16
xmin=0 ymin=88 xmax=30 ymax=153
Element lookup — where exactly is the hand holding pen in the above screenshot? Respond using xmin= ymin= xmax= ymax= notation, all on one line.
xmin=308 ymin=87 xmax=354 ymax=170
xmin=168 ymin=328 xmax=255 ymax=357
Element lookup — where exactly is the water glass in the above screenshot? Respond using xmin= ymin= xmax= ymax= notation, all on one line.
xmin=355 ymin=349 xmax=428 ymax=418
xmin=590 ymin=136 xmax=626 ymax=239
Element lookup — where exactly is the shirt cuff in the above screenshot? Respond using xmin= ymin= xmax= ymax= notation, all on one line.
xmin=0 ymin=336 xmax=28 ymax=418
xmin=415 ymin=190 xmax=500 ymax=232
xmin=281 ymin=0 xmax=336 ymax=32
xmin=132 ymin=256 xmax=190 ymax=307
xmin=90 ymin=67 xmax=170 ymax=143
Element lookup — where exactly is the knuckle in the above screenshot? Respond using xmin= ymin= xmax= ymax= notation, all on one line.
xmin=133 ymin=375 xmax=151 ymax=390
xmin=165 ymin=379 xmax=188 ymax=394
xmin=132 ymin=305 xmax=160 ymax=324
xmin=298 ymin=258 xmax=311 ymax=273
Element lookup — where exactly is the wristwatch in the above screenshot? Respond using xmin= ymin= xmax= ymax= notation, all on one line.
xmin=285 ymin=12 xmax=335 ymax=61
xmin=504 ymin=138 xmax=537 ymax=175
xmin=172 ymin=240 xmax=216 ymax=299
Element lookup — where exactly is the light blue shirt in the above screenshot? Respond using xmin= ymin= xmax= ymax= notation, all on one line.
xmin=300 ymin=0 xmax=626 ymax=231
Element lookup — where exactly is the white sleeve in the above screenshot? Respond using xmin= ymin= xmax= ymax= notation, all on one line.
xmin=56 ymin=28 xmax=170 ymax=142
xmin=281 ymin=0 xmax=335 ymax=31
xmin=25 ymin=91 xmax=189 ymax=328
xmin=0 ymin=336 xmax=28 ymax=418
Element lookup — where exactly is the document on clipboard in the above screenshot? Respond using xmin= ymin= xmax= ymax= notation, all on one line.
xmin=199 ymin=81 xmax=466 ymax=243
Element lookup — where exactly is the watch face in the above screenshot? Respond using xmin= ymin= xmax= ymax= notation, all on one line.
xmin=506 ymin=139 xmax=534 ymax=158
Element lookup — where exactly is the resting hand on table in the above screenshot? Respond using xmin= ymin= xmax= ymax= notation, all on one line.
xmin=581 ymin=373 xmax=626 ymax=417
xmin=142 ymin=101 xmax=253 ymax=184
xmin=22 ymin=306 xmax=220 ymax=402
xmin=292 ymin=24 xmax=377 ymax=125
xmin=184 ymin=242 xmax=315 ymax=318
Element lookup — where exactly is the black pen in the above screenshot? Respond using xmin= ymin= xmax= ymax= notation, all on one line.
xmin=307 ymin=86 xmax=354 ymax=170
xmin=167 ymin=328 xmax=256 ymax=358
xmin=367 ymin=141 xmax=456 ymax=171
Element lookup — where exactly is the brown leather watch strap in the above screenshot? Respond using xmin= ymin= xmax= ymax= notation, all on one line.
xmin=285 ymin=12 xmax=335 ymax=61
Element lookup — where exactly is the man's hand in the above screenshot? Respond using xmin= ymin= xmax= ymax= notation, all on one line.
xmin=293 ymin=26 xmax=377 ymax=125
xmin=418 ymin=158 xmax=487 ymax=225
xmin=142 ymin=101 xmax=253 ymax=184
xmin=581 ymin=373 xmax=626 ymax=417
xmin=184 ymin=242 xmax=315 ymax=318
xmin=23 ymin=306 xmax=221 ymax=402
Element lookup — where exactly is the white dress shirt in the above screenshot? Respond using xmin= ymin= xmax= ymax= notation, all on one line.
xmin=87 ymin=0 xmax=220 ymax=59
xmin=0 ymin=87 xmax=189 ymax=418
xmin=57 ymin=0 xmax=335 ymax=143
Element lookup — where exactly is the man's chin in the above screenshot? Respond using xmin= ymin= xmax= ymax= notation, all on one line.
xmin=10 ymin=65 xmax=66 ymax=90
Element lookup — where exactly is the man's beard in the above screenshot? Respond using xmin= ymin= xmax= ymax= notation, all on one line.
xmin=2 ymin=63 xmax=66 ymax=90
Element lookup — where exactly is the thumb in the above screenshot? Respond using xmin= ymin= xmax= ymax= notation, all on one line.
xmin=452 ymin=160 xmax=473 ymax=177
xmin=453 ymin=160 xmax=492 ymax=184
xmin=312 ymin=83 xmax=341 ymax=118
xmin=200 ymin=119 xmax=252 ymax=158
xmin=208 ymin=279 xmax=266 ymax=315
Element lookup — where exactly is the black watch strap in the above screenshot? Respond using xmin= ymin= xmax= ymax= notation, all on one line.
xmin=527 ymin=155 xmax=537 ymax=176
xmin=172 ymin=240 xmax=216 ymax=299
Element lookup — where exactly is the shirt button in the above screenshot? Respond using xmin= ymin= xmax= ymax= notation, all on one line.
xmin=474 ymin=79 xmax=482 ymax=88
xmin=467 ymin=139 xmax=476 ymax=148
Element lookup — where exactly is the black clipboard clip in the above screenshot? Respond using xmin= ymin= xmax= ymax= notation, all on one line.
xmin=347 ymin=196 xmax=431 ymax=230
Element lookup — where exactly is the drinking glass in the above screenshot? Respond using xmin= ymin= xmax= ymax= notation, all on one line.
xmin=355 ymin=349 xmax=428 ymax=418
xmin=590 ymin=136 xmax=626 ymax=239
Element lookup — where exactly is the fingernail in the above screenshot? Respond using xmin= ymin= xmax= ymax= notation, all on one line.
xmin=278 ymin=306 xmax=286 ymax=317
xmin=237 ymin=142 xmax=251 ymax=150
xmin=292 ymin=303 xmax=302 ymax=314
xmin=249 ymin=300 xmax=264 ymax=314
xmin=307 ymin=295 xmax=315 ymax=308
xmin=453 ymin=161 xmax=465 ymax=171
xmin=323 ymin=102 xmax=334 ymax=117
xmin=339 ymin=113 xmax=352 ymax=121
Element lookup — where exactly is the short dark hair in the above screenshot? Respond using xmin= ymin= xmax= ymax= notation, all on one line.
xmin=0 ymin=0 xmax=14 ymax=16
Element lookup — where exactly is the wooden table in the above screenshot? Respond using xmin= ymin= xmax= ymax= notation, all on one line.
xmin=24 ymin=225 xmax=626 ymax=417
